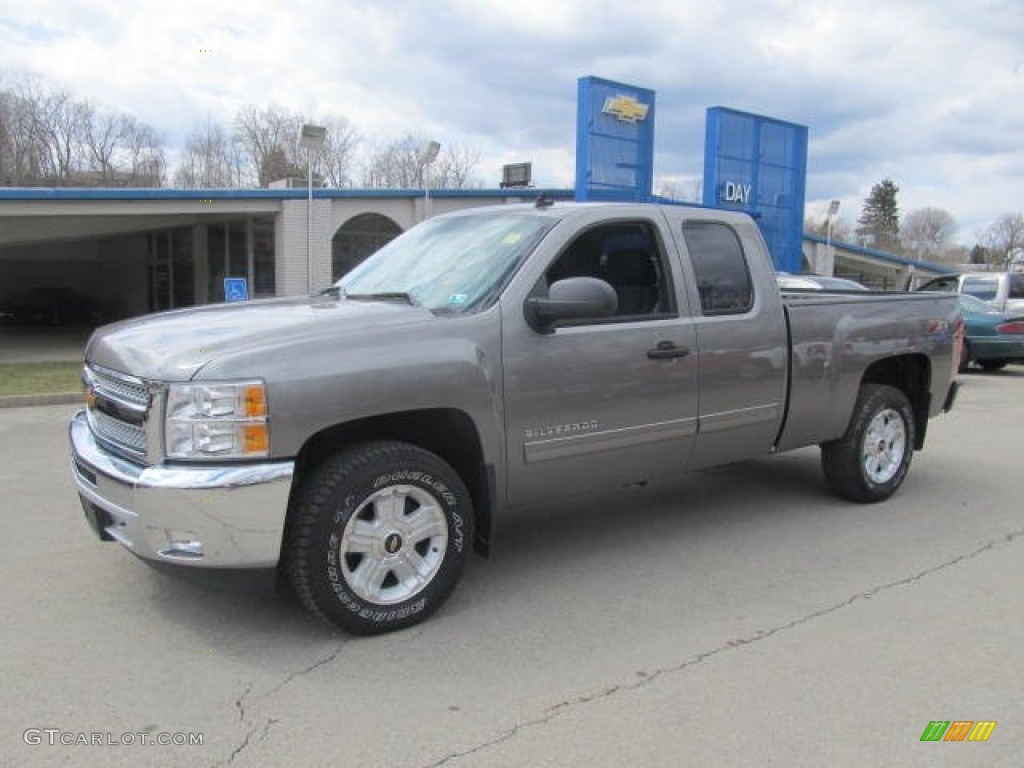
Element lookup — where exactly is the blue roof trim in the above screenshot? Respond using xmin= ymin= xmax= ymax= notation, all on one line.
xmin=0 ymin=187 xmax=575 ymax=201
xmin=802 ymin=234 xmax=948 ymax=274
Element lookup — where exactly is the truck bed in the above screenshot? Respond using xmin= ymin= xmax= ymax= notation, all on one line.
xmin=777 ymin=290 xmax=959 ymax=451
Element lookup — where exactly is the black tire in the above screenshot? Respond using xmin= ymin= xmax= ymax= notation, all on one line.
xmin=821 ymin=384 xmax=915 ymax=503
xmin=978 ymin=359 xmax=1008 ymax=371
xmin=284 ymin=440 xmax=473 ymax=635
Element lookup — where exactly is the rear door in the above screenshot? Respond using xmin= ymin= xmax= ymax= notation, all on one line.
xmin=660 ymin=209 xmax=788 ymax=470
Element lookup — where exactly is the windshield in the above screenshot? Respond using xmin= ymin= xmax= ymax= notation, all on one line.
xmin=961 ymin=276 xmax=999 ymax=300
xmin=337 ymin=212 xmax=555 ymax=312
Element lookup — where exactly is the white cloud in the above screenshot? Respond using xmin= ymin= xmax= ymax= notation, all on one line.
xmin=2 ymin=0 xmax=1023 ymax=242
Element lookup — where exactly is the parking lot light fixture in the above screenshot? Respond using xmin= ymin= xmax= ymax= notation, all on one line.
xmin=826 ymin=199 xmax=841 ymax=274
xmin=300 ymin=124 xmax=327 ymax=292
xmin=420 ymin=141 xmax=441 ymax=221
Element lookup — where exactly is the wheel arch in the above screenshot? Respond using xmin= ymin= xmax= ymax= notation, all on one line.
xmin=288 ymin=408 xmax=494 ymax=556
xmin=861 ymin=354 xmax=931 ymax=449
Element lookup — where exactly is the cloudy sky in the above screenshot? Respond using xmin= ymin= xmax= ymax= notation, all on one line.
xmin=2 ymin=0 xmax=1023 ymax=243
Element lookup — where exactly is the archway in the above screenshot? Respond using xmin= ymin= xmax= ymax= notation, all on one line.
xmin=332 ymin=213 xmax=403 ymax=280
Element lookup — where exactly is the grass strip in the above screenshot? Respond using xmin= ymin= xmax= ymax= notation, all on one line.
xmin=0 ymin=362 xmax=83 ymax=397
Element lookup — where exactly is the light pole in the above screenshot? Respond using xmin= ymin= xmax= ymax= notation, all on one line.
xmin=419 ymin=140 xmax=441 ymax=221
xmin=826 ymin=199 xmax=841 ymax=274
xmin=299 ymin=123 xmax=327 ymax=292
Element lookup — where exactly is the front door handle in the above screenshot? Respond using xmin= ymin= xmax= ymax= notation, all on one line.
xmin=647 ymin=341 xmax=691 ymax=360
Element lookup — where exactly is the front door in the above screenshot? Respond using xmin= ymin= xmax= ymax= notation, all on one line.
xmin=501 ymin=213 xmax=699 ymax=507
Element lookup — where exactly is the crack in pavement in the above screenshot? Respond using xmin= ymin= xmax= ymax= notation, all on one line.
xmin=421 ymin=528 xmax=1024 ymax=768
xmin=211 ymin=639 xmax=348 ymax=767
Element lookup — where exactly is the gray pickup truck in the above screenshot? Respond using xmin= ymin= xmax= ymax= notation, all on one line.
xmin=70 ymin=201 xmax=961 ymax=634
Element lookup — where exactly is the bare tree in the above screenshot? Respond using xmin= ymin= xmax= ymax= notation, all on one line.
xmin=314 ymin=116 xmax=359 ymax=188
xmin=120 ymin=117 xmax=166 ymax=187
xmin=655 ymin=177 xmax=702 ymax=203
xmin=361 ymin=135 xmax=423 ymax=188
xmin=433 ymin=143 xmax=481 ymax=189
xmin=233 ymin=104 xmax=304 ymax=187
xmin=805 ymin=214 xmax=853 ymax=243
xmin=1 ymin=73 xmax=165 ymax=187
xmin=983 ymin=213 xmax=1024 ymax=267
xmin=0 ymin=87 xmax=38 ymax=184
xmin=900 ymin=207 xmax=957 ymax=261
xmin=360 ymin=136 xmax=480 ymax=189
xmin=82 ymin=104 xmax=122 ymax=182
xmin=28 ymin=86 xmax=90 ymax=183
xmin=173 ymin=120 xmax=244 ymax=188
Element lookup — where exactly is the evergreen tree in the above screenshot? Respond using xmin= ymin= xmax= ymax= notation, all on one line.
xmin=856 ymin=178 xmax=900 ymax=250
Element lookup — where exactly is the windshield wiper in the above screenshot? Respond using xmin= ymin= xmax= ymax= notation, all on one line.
xmin=344 ymin=291 xmax=419 ymax=306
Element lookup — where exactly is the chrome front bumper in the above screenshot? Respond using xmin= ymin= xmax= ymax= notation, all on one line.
xmin=69 ymin=409 xmax=294 ymax=568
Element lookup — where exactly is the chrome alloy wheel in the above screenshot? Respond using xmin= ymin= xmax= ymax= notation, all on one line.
xmin=861 ymin=408 xmax=907 ymax=485
xmin=338 ymin=484 xmax=448 ymax=604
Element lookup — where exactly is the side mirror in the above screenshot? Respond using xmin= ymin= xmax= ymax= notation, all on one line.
xmin=525 ymin=276 xmax=618 ymax=332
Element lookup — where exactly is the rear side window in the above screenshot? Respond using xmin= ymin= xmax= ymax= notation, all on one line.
xmin=682 ymin=221 xmax=753 ymax=314
xmin=961 ymin=276 xmax=999 ymax=301
xmin=1009 ymin=274 xmax=1024 ymax=299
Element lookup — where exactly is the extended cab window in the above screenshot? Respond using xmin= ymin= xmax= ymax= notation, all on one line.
xmin=542 ymin=221 xmax=673 ymax=321
xmin=682 ymin=221 xmax=753 ymax=314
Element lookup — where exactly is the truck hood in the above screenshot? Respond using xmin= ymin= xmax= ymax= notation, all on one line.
xmin=85 ymin=295 xmax=434 ymax=381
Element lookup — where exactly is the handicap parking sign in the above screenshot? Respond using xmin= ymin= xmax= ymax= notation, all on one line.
xmin=224 ymin=277 xmax=248 ymax=303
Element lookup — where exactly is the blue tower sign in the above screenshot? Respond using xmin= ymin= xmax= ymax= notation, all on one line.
xmin=575 ymin=76 xmax=656 ymax=202
xmin=703 ymin=107 xmax=808 ymax=272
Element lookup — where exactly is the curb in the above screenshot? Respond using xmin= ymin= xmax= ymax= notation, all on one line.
xmin=0 ymin=392 xmax=82 ymax=409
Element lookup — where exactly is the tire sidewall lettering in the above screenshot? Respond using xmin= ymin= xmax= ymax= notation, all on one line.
xmin=320 ymin=467 xmax=465 ymax=623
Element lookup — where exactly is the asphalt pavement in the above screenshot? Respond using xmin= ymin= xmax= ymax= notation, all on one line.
xmin=2 ymin=370 xmax=1022 ymax=767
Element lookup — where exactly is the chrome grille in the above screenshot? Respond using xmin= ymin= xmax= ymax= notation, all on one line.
xmin=88 ymin=408 xmax=147 ymax=455
xmin=88 ymin=365 xmax=149 ymax=409
xmin=84 ymin=364 xmax=152 ymax=460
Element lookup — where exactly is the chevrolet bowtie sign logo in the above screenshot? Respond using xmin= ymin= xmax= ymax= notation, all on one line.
xmin=602 ymin=94 xmax=649 ymax=123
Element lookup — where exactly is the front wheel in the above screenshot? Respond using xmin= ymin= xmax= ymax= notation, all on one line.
xmin=821 ymin=384 xmax=915 ymax=503
xmin=284 ymin=440 xmax=473 ymax=635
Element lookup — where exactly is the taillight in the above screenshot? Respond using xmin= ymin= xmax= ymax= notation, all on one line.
xmin=996 ymin=321 xmax=1024 ymax=335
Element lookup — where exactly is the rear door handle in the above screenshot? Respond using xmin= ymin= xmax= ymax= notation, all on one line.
xmin=647 ymin=341 xmax=691 ymax=360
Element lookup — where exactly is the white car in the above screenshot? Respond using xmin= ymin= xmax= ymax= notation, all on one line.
xmin=916 ymin=272 xmax=1024 ymax=314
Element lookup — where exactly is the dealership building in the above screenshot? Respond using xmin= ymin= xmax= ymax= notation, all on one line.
xmin=0 ymin=187 xmax=576 ymax=323
xmin=0 ymin=183 xmax=950 ymax=324
xmin=1 ymin=79 xmax=951 ymax=322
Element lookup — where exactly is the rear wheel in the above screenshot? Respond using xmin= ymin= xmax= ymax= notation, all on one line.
xmin=821 ymin=384 xmax=915 ymax=503
xmin=957 ymin=340 xmax=970 ymax=373
xmin=284 ymin=440 xmax=473 ymax=635
xmin=978 ymin=359 xmax=1008 ymax=371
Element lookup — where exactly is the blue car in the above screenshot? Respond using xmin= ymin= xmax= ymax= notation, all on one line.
xmin=958 ymin=294 xmax=1024 ymax=372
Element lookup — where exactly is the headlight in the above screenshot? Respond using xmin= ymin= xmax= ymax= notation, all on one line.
xmin=165 ymin=381 xmax=269 ymax=460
